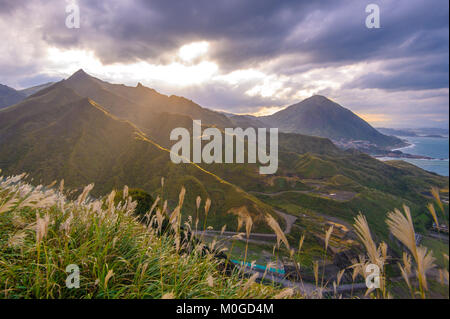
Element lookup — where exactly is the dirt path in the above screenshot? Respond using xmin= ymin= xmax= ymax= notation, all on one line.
xmin=194 ymin=229 xmax=276 ymax=240
xmin=274 ymin=209 xmax=297 ymax=234
xmin=251 ymin=190 xmax=354 ymax=230
xmin=305 ymin=210 xmax=353 ymax=230
xmin=250 ymin=189 xmax=357 ymax=201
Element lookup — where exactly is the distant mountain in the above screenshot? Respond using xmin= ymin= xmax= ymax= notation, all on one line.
xmin=0 ymin=84 xmax=26 ymax=109
xmin=19 ymin=82 xmax=55 ymax=97
xmin=412 ymin=127 xmax=449 ymax=136
xmin=261 ymin=95 xmax=405 ymax=149
xmin=229 ymin=114 xmax=268 ymax=128
xmin=377 ymin=127 xmax=449 ymax=138
xmin=376 ymin=127 xmax=418 ymax=137
xmin=1 ymin=82 xmax=57 ymax=109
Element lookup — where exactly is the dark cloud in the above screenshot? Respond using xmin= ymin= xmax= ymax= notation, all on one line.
xmin=30 ymin=0 xmax=447 ymax=69
xmin=2 ymin=0 xmax=448 ymax=76
xmin=0 ymin=0 xmax=448 ymax=127
xmin=345 ymin=54 xmax=449 ymax=91
xmin=36 ymin=0 xmax=331 ymax=67
xmin=0 ymin=0 xmax=23 ymax=15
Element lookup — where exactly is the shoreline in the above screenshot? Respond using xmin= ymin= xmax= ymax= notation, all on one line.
xmin=376 ymin=134 xmax=449 ymax=176
xmin=391 ymin=141 xmax=415 ymax=152
xmin=377 ymin=156 xmax=449 ymax=162
xmin=386 ymin=135 xmax=449 ymax=161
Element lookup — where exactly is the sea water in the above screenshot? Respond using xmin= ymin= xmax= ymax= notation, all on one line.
xmin=379 ymin=136 xmax=449 ymax=176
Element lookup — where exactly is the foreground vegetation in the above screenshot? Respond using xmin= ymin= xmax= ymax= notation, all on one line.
xmin=0 ymin=172 xmax=287 ymax=298
xmin=0 ymin=170 xmax=448 ymax=299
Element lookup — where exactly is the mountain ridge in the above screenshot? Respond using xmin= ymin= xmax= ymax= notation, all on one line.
xmin=19 ymin=82 xmax=55 ymax=97
xmin=64 ymin=69 xmax=234 ymax=129
xmin=260 ymin=95 xmax=405 ymax=149
xmin=0 ymin=84 xmax=26 ymax=109
xmin=0 ymin=81 xmax=281 ymax=231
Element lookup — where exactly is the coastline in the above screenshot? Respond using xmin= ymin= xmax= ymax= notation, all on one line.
xmin=391 ymin=141 xmax=415 ymax=152
xmin=378 ymin=135 xmax=449 ymax=176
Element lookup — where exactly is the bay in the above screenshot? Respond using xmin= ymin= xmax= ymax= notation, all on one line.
xmin=380 ymin=136 xmax=449 ymax=176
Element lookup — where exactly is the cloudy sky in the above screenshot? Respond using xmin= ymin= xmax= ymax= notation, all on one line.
xmin=0 ymin=0 xmax=448 ymax=128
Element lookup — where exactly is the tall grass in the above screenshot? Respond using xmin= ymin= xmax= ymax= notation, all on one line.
xmin=0 ymin=172 xmax=289 ymax=299
xmin=0 ymin=169 xmax=448 ymax=299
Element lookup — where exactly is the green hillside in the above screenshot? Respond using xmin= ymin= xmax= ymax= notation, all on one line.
xmin=64 ymin=69 xmax=233 ymax=129
xmin=0 ymin=84 xmax=278 ymax=232
xmin=0 ymin=70 xmax=447 ymax=262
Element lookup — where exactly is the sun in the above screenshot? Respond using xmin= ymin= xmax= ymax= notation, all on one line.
xmin=45 ymin=44 xmax=218 ymax=87
xmin=178 ymin=41 xmax=210 ymax=62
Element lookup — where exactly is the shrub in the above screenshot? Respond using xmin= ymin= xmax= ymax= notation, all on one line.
xmin=114 ymin=188 xmax=154 ymax=217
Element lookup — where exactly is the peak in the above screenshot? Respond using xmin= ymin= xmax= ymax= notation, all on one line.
xmin=67 ymin=69 xmax=91 ymax=80
xmin=308 ymin=95 xmax=330 ymax=101
xmin=135 ymin=82 xmax=157 ymax=94
xmin=298 ymin=95 xmax=338 ymax=107
xmin=74 ymin=69 xmax=87 ymax=75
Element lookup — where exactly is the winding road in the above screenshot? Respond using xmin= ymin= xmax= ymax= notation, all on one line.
xmin=194 ymin=209 xmax=298 ymax=243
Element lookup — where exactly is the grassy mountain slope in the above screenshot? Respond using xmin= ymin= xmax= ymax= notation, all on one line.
xmin=0 ymin=83 xmax=278 ymax=231
xmin=64 ymin=69 xmax=233 ymax=128
xmin=261 ymin=95 xmax=404 ymax=148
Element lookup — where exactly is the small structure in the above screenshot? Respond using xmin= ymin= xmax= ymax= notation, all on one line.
xmin=432 ymin=223 xmax=449 ymax=234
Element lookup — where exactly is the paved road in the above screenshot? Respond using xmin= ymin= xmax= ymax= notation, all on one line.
xmin=194 ymin=208 xmax=298 ymax=242
xmin=245 ymin=267 xmax=367 ymax=296
xmin=427 ymin=232 xmax=449 ymax=242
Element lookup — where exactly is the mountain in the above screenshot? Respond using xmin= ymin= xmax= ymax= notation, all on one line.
xmin=0 ymin=81 xmax=278 ymax=231
xmin=377 ymin=127 xmax=449 ymax=137
xmin=19 ymin=82 xmax=55 ymax=97
xmin=261 ymin=95 xmax=405 ymax=149
xmin=0 ymin=84 xmax=26 ymax=109
xmin=1 ymin=82 xmax=57 ymax=109
xmin=412 ymin=128 xmax=449 ymax=136
xmin=229 ymin=114 xmax=268 ymax=128
xmin=0 ymin=69 xmax=447 ymax=246
xmin=376 ymin=127 xmax=418 ymax=137
xmin=63 ymin=69 xmax=233 ymax=129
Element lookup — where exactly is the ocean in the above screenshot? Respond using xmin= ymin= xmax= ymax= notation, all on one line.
xmin=379 ymin=136 xmax=449 ymax=176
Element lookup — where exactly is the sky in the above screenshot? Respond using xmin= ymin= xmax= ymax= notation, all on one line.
xmin=0 ymin=0 xmax=448 ymax=128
